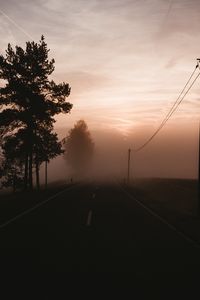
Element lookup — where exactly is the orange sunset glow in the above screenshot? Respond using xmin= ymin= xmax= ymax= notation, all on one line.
xmin=0 ymin=0 xmax=200 ymax=180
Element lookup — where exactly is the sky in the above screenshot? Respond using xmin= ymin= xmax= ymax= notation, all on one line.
xmin=0 ymin=0 xmax=200 ymax=179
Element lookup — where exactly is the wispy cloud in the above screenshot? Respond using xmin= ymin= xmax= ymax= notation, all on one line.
xmin=1 ymin=0 xmax=200 ymax=133
xmin=0 ymin=8 xmax=33 ymax=39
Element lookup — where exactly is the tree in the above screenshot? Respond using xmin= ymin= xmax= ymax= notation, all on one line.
xmin=33 ymin=127 xmax=63 ymax=189
xmin=63 ymin=120 xmax=94 ymax=177
xmin=0 ymin=131 xmax=25 ymax=191
xmin=0 ymin=36 xmax=72 ymax=190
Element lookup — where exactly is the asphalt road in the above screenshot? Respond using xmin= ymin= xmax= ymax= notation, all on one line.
xmin=1 ymin=182 xmax=200 ymax=281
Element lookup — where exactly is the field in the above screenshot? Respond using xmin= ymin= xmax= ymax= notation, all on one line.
xmin=129 ymin=178 xmax=200 ymax=244
xmin=0 ymin=181 xmax=71 ymax=226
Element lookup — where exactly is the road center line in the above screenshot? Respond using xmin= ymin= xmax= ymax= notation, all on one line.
xmin=86 ymin=210 xmax=92 ymax=226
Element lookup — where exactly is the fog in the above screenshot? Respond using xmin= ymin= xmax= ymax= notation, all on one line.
xmin=40 ymin=121 xmax=199 ymax=184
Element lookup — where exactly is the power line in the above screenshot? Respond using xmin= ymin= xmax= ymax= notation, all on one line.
xmin=134 ymin=70 xmax=200 ymax=152
xmin=159 ymin=64 xmax=198 ymax=128
xmin=161 ymin=71 xmax=200 ymax=125
xmin=134 ymin=62 xmax=200 ymax=152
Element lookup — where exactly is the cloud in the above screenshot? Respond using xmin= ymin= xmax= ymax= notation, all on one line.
xmin=55 ymin=71 xmax=112 ymax=97
xmin=1 ymin=0 xmax=200 ymax=135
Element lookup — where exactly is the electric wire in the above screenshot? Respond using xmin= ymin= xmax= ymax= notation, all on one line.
xmin=159 ymin=64 xmax=198 ymax=127
xmin=134 ymin=64 xmax=200 ymax=152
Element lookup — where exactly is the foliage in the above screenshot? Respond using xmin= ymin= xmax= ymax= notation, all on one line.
xmin=63 ymin=120 xmax=94 ymax=174
xmin=0 ymin=36 xmax=72 ymax=190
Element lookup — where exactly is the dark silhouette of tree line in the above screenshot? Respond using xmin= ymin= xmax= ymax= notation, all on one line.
xmin=0 ymin=36 xmax=72 ymax=191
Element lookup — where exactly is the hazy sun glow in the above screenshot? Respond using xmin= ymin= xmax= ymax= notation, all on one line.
xmin=0 ymin=0 xmax=200 ymax=178
xmin=0 ymin=0 xmax=200 ymax=136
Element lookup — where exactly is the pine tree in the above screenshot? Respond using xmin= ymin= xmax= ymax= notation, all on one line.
xmin=0 ymin=36 xmax=72 ymax=190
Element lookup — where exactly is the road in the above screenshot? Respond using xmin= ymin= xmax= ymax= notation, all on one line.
xmin=1 ymin=182 xmax=200 ymax=281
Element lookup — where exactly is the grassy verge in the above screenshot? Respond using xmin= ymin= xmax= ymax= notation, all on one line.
xmin=127 ymin=178 xmax=200 ymax=244
xmin=0 ymin=181 xmax=73 ymax=225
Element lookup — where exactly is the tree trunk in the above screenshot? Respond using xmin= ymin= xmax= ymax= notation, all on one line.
xmin=13 ymin=169 xmax=16 ymax=193
xmin=36 ymin=159 xmax=40 ymax=190
xmin=29 ymin=149 xmax=33 ymax=190
xmin=24 ymin=153 xmax=29 ymax=190
xmin=45 ymin=160 xmax=47 ymax=189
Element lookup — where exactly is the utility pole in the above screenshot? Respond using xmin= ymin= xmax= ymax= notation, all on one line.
xmin=127 ymin=148 xmax=131 ymax=185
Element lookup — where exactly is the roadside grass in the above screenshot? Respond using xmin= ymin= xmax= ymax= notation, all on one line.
xmin=0 ymin=181 xmax=72 ymax=225
xmin=127 ymin=178 xmax=200 ymax=244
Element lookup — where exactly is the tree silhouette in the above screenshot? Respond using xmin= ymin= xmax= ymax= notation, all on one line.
xmin=63 ymin=120 xmax=94 ymax=177
xmin=0 ymin=130 xmax=26 ymax=191
xmin=0 ymin=36 xmax=72 ymax=190
xmin=33 ymin=127 xmax=63 ymax=189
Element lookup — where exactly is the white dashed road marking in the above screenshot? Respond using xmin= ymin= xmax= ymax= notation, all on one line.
xmin=86 ymin=210 xmax=93 ymax=226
